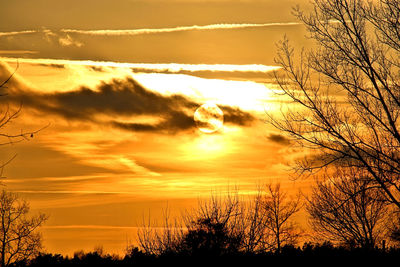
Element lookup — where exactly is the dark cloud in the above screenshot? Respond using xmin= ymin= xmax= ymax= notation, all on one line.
xmin=38 ymin=63 xmax=66 ymax=69
xmin=12 ymin=78 xmax=197 ymax=119
xmin=88 ymin=66 xmax=106 ymax=72
xmin=112 ymin=111 xmax=194 ymax=134
xmin=267 ymin=133 xmax=291 ymax=145
xmin=2 ymin=72 xmax=256 ymax=134
xmin=221 ymin=105 xmax=254 ymax=126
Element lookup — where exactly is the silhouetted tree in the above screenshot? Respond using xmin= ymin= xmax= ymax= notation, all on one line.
xmin=26 ymin=253 xmax=66 ymax=267
xmin=270 ymin=0 xmax=400 ymax=210
xmin=239 ymin=187 xmax=270 ymax=253
xmin=0 ymin=190 xmax=47 ymax=267
xmin=136 ymin=187 xmax=303 ymax=256
xmin=179 ymin=217 xmax=242 ymax=256
xmin=262 ymin=183 xmax=302 ymax=253
xmin=0 ymin=63 xmax=45 ymax=177
xmin=137 ymin=190 xmax=245 ymax=256
xmin=307 ymin=167 xmax=388 ymax=249
xmin=382 ymin=208 xmax=400 ymax=247
xmin=137 ymin=207 xmax=183 ymax=256
xmin=178 ymin=190 xmax=244 ymax=256
xmin=0 ymin=62 xmax=48 ymax=267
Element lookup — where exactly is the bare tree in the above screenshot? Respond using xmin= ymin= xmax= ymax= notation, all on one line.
xmin=136 ymin=206 xmax=183 ymax=256
xmin=0 ymin=63 xmax=48 ymax=266
xmin=0 ymin=64 xmax=46 ymax=177
xmin=137 ymin=190 xmax=246 ymax=256
xmin=0 ymin=190 xmax=47 ymax=267
xmin=240 ymin=188 xmax=270 ymax=253
xmin=179 ymin=191 xmax=244 ymax=256
xmin=262 ymin=183 xmax=302 ymax=253
xmin=136 ymin=186 xmax=302 ymax=255
xmin=307 ymin=167 xmax=388 ymax=249
xmin=270 ymin=0 xmax=400 ymax=209
xmin=384 ymin=209 xmax=400 ymax=248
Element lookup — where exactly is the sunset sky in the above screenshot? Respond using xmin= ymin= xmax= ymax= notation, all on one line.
xmin=0 ymin=0 xmax=313 ymax=255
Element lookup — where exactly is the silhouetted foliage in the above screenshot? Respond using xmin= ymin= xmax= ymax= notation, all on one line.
xmin=136 ymin=207 xmax=183 ymax=256
xmin=0 ymin=64 xmax=44 ymax=150
xmin=0 ymin=190 xmax=47 ymax=267
xmin=178 ymin=217 xmax=243 ymax=257
xmin=11 ymin=242 xmax=400 ymax=267
xmin=137 ymin=186 xmax=302 ymax=258
xmin=0 ymin=68 xmax=48 ymax=267
xmin=177 ymin=190 xmax=244 ymax=256
xmin=383 ymin=210 xmax=400 ymax=247
xmin=307 ymin=167 xmax=388 ymax=249
xmin=270 ymin=0 xmax=400 ymax=212
xmin=262 ymin=183 xmax=302 ymax=253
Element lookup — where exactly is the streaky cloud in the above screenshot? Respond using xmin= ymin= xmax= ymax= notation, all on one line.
xmin=0 ymin=30 xmax=36 ymax=37
xmin=1 ymin=57 xmax=281 ymax=73
xmin=14 ymin=190 xmax=134 ymax=195
xmin=0 ymin=50 xmax=38 ymax=55
xmin=61 ymin=22 xmax=301 ymax=36
xmin=42 ymin=225 xmax=140 ymax=230
xmin=222 ymin=105 xmax=255 ymax=126
xmin=58 ymin=34 xmax=84 ymax=47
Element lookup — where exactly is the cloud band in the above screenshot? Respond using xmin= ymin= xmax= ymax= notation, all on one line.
xmin=60 ymin=22 xmax=301 ymax=36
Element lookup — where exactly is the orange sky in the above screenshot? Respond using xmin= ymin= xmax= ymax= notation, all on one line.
xmin=0 ymin=0 xmax=314 ymax=255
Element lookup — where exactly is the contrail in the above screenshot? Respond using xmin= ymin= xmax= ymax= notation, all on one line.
xmin=61 ymin=22 xmax=301 ymax=36
xmin=0 ymin=30 xmax=37 ymax=37
xmin=0 ymin=22 xmax=300 ymax=38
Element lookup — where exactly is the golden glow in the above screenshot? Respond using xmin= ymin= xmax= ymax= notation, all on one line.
xmin=195 ymin=135 xmax=225 ymax=154
xmin=132 ymin=73 xmax=276 ymax=113
xmin=0 ymin=0 xmax=311 ymax=254
xmin=181 ymin=133 xmax=229 ymax=161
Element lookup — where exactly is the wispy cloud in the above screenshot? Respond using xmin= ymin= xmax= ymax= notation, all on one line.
xmin=41 ymin=29 xmax=84 ymax=47
xmin=58 ymin=34 xmax=84 ymax=47
xmin=61 ymin=22 xmax=301 ymax=36
xmin=0 ymin=50 xmax=38 ymax=55
xmin=0 ymin=22 xmax=300 ymax=39
xmin=0 ymin=30 xmax=36 ymax=37
xmin=42 ymin=225 xmax=140 ymax=230
xmin=0 ymin=29 xmax=84 ymax=48
xmin=0 ymin=57 xmax=280 ymax=73
xmin=14 ymin=190 xmax=132 ymax=195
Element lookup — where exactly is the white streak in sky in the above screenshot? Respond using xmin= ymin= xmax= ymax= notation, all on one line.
xmin=42 ymin=225 xmax=141 ymax=230
xmin=0 ymin=30 xmax=36 ymax=37
xmin=14 ymin=190 xmax=136 ymax=194
xmin=0 ymin=50 xmax=38 ymax=54
xmin=42 ymin=225 xmax=184 ymax=230
xmin=61 ymin=22 xmax=301 ymax=36
xmin=0 ymin=57 xmax=281 ymax=73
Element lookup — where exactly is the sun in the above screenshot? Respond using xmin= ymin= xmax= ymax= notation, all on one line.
xmin=193 ymin=103 xmax=224 ymax=133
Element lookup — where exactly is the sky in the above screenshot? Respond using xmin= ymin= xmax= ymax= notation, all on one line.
xmin=0 ymin=0 xmax=313 ymax=255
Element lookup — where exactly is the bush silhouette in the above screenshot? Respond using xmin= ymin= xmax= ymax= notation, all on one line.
xmin=177 ymin=218 xmax=242 ymax=257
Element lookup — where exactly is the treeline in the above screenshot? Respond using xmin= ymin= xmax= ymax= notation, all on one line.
xmin=134 ymin=167 xmax=400 ymax=257
xmin=13 ymin=243 xmax=400 ymax=267
xmin=12 ymin=166 xmax=400 ymax=266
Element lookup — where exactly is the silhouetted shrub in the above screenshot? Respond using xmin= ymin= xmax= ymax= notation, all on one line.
xmin=176 ymin=218 xmax=243 ymax=257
